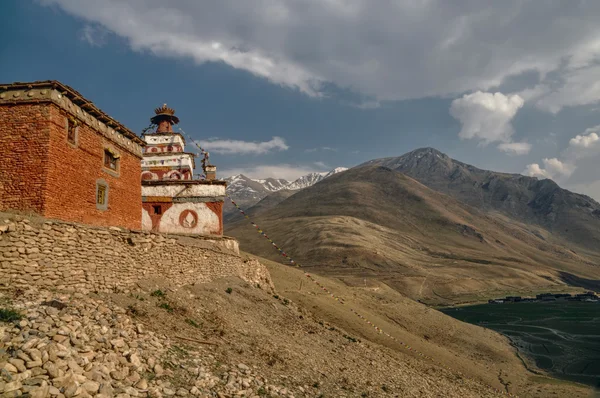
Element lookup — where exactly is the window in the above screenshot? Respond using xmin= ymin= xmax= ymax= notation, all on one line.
xmin=153 ymin=205 xmax=162 ymax=215
xmin=104 ymin=149 xmax=119 ymax=171
xmin=97 ymin=185 xmax=107 ymax=205
xmin=96 ymin=179 xmax=109 ymax=211
xmin=66 ymin=116 xmax=78 ymax=145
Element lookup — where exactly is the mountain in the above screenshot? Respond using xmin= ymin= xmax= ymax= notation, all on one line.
xmin=225 ymin=164 xmax=600 ymax=305
xmin=360 ymin=147 xmax=600 ymax=251
xmin=223 ymin=167 xmax=348 ymax=216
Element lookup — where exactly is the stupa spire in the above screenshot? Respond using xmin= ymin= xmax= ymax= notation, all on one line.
xmin=151 ymin=103 xmax=180 ymax=133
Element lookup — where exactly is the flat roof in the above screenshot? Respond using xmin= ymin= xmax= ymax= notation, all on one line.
xmin=0 ymin=80 xmax=144 ymax=145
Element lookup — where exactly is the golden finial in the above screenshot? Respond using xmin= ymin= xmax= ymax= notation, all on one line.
xmin=154 ymin=103 xmax=176 ymax=116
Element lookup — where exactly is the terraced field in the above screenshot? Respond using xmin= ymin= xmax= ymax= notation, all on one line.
xmin=441 ymin=302 xmax=600 ymax=388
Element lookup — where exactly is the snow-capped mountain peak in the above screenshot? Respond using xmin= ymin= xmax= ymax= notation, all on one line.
xmin=223 ymin=167 xmax=348 ymax=211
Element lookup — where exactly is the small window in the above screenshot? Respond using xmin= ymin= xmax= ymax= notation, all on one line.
xmin=96 ymin=180 xmax=109 ymax=211
xmin=97 ymin=185 xmax=107 ymax=205
xmin=153 ymin=205 xmax=162 ymax=215
xmin=104 ymin=149 xmax=119 ymax=171
xmin=66 ymin=117 xmax=78 ymax=145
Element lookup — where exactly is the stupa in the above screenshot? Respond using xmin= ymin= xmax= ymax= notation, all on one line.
xmin=140 ymin=104 xmax=225 ymax=235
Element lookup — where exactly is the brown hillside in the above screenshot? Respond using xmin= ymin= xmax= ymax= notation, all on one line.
xmin=2 ymin=254 xmax=592 ymax=397
xmin=225 ymin=166 xmax=600 ymax=305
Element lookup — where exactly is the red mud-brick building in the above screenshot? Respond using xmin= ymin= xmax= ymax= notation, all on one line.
xmin=141 ymin=105 xmax=226 ymax=235
xmin=0 ymin=81 xmax=144 ymax=230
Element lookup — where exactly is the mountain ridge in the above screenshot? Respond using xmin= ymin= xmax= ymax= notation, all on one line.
xmin=359 ymin=147 xmax=600 ymax=250
xmin=225 ymin=152 xmax=600 ymax=305
xmin=223 ymin=167 xmax=348 ymax=215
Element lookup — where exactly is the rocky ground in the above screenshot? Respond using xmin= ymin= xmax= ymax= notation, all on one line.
xmin=1 ymin=270 xmax=594 ymax=398
xmin=0 ymin=277 xmax=510 ymax=398
xmin=0 ymin=288 xmax=305 ymax=398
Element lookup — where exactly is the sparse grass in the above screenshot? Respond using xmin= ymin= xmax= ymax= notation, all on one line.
xmin=225 ymin=287 xmax=233 ymax=294
xmin=158 ymin=302 xmax=173 ymax=313
xmin=273 ymin=294 xmax=279 ymax=299
xmin=343 ymin=334 xmax=360 ymax=343
xmin=282 ymin=298 xmax=289 ymax=305
xmin=0 ymin=307 xmax=22 ymax=322
xmin=257 ymin=386 xmax=267 ymax=396
xmin=151 ymin=289 xmax=166 ymax=298
xmin=185 ymin=318 xmax=201 ymax=328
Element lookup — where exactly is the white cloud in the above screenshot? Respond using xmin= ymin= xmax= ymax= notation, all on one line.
xmin=218 ymin=164 xmax=320 ymax=181
xmin=497 ymin=142 xmax=532 ymax=155
xmin=40 ymin=0 xmax=600 ymax=108
xmin=198 ymin=137 xmax=288 ymax=155
xmin=450 ymin=91 xmax=524 ymax=146
xmin=525 ymin=65 xmax=600 ymax=113
xmin=562 ymin=126 xmax=600 ymax=162
xmin=79 ymin=24 xmax=109 ymax=47
xmin=524 ymin=163 xmax=552 ymax=179
xmin=569 ymin=131 xmax=599 ymax=149
xmin=305 ymin=147 xmax=338 ymax=153
xmin=524 ymin=158 xmax=576 ymax=180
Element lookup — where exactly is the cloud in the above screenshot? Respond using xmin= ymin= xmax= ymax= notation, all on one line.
xmin=79 ymin=24 xmax=109 ymax=47
xmin=198 ymin=137 xmax=288 ymax=155
xmin=524 ymin=65 xmax=600 ymax=113
xmin=562 ymin=126 xmax=600 ymax=162
xmin=450 ymin=91 xmax=524 ymax=146
xmin=524 ymin=158 xmax=576 ymax=180
xmin=40 ymin=0 xmax=600 ymax=108
xmin=218 ymin=164 xmax=320 ymax=181
xmin=305 ymin=147 xmax=338 ymax=153
xmin=497 ymin=142 xmax=532 ymax=155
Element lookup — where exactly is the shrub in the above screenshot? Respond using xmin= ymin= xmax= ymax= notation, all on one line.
xmin=158 ymin=302 xmax=173 ymax=313
xmin=225 ymin=287 xmax=233 ymax=294
xmin=150 ymin=289 xmax=165 ymax=298
xmin=0 ymin=307 xmax=22 ymax=322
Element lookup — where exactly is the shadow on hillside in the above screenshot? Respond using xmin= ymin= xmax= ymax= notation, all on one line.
xmin=559 ymin=271 xmax=600 ymax=291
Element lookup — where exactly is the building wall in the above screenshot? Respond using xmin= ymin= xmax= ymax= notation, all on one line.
xmin=142 ymin=183 xmax=226 ymax=198
xmin=142 ymin=201 xmax=223 ymax=235
xmin=142 ymin=183 xmax=225 ymax=235
xmin=0 ymin=104 xmax=51 ymax=214
xmin=42 ymin=105 xmax=142 ymax=230
xmin=0 ymin=216 xmax=267 ymax=294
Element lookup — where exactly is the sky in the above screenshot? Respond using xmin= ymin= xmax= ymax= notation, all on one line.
xmin=3 ymin=1 xmax=600 ymax=200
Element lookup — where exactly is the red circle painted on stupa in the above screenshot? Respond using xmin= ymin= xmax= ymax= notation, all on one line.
xmin=179 ymin=210 xmax=198 ymax=228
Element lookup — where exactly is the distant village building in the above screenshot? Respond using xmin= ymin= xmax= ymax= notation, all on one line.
xmin=0 ymin=81 xmax=144 ymax=229
xmin=141 ymin=105 xmax=225 ymax=235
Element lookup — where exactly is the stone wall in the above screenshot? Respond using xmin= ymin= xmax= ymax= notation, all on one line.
xmin=0 ymin=214 xmax=272 ymax=294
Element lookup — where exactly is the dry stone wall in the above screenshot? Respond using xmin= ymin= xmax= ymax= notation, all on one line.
xmin=0 ymin=214 xmax=272 ymax=293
